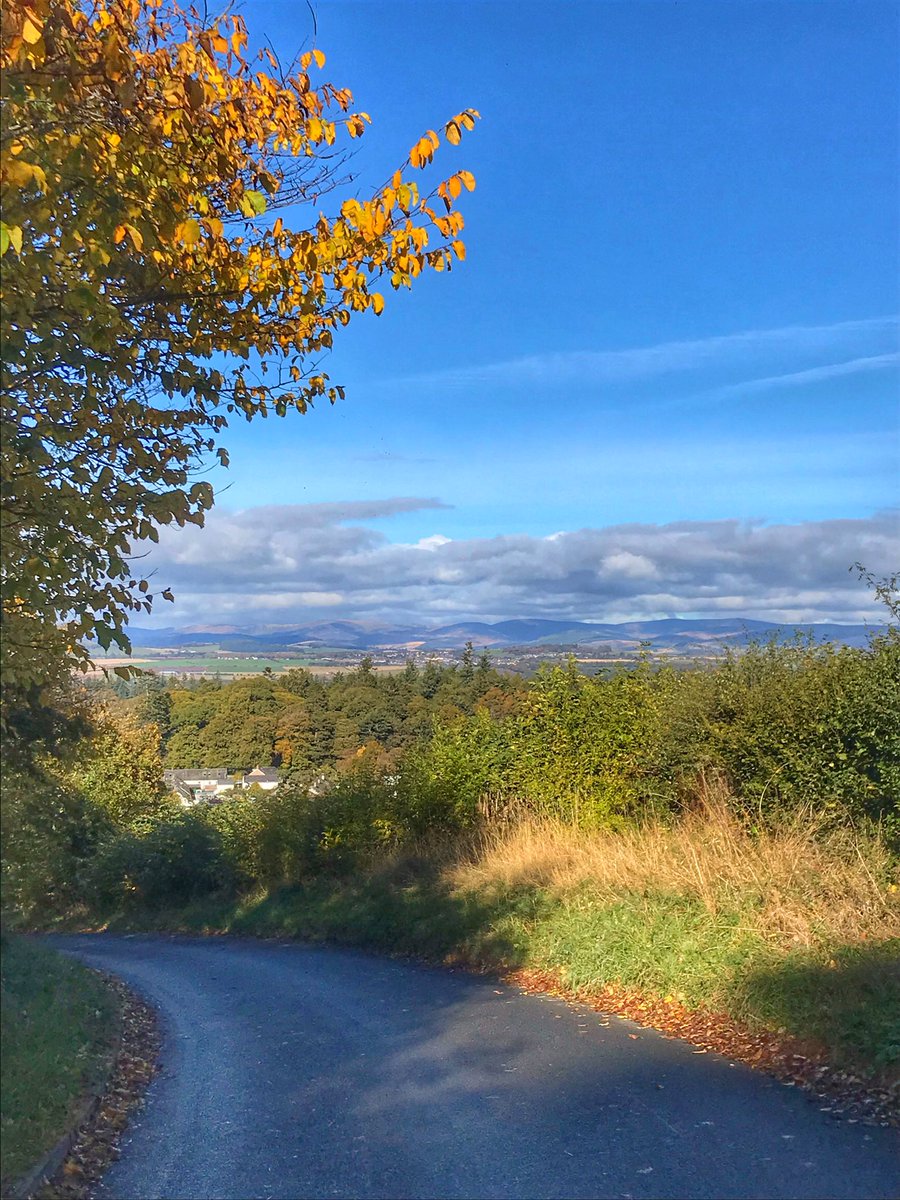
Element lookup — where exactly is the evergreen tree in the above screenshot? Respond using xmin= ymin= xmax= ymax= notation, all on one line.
xmin=136 ymin=680 xmax=173 ymax=739
xmin=420 ymin=659 xmax=443 ymax=699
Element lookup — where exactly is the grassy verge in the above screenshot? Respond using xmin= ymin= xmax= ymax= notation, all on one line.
xmin=72 ymin=797 xmax=900 ymax=1080
xmin=0 ymin=935 xmax=119 ymax=1190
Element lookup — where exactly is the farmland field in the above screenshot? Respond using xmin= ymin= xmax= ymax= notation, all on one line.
xmin=86 ymin=654 xmax=410 ymax=677
xmin=143 ymin=656 xmax=301 ymax=674
xmin=87 ymin=655 xmax=305 ymax=675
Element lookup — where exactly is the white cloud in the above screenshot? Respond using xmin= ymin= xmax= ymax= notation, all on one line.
xmin=600 ymin=552 xmax=659 ymax=580
xmin=136 ymin=502 xmax=900 ymax=627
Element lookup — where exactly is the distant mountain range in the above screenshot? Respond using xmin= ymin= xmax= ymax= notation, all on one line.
xmin=121 ymin=617 xmax=883 ymax=654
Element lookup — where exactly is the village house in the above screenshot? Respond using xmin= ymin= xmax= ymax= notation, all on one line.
xmin=241 ymin=766 xmax=280 ymax=792
xmin=163 ymin=767 xmax=281 ymax=805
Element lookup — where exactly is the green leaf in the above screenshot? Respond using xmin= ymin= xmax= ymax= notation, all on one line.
xmin=243 ymin=189 xmax=267 ymax=216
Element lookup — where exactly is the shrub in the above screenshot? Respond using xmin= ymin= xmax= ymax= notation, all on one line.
xmin=0 ymin=767 xmax=111 ymax=923
xmin=200 ymin=791 xmax=267 ymax=887
xmin=655 ymin=633 xmax=900 ymax=830
xmin=87 ymin=814 xmax=234 ymax=909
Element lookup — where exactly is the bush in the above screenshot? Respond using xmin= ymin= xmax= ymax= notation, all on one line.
xmin=87 ymin=814 xmax=234 ymax=909
xmin=402 ymin=634 xmax=900 ymax=837
xmin=656 ymin=633 xmax=900 ymax=830
xmin=200 ymin=791 xmax=267 ymax=887
xmin=253 ymin=770 xmax=403 ymax=883
xmin=0 ymin=767 xmax=111 ymax=923
xmin=398 ymin=709 xmax=518 ymax=832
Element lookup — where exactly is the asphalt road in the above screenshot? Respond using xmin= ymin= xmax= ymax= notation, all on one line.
xmin=51 ymin=934 xmax=897 ymax=1200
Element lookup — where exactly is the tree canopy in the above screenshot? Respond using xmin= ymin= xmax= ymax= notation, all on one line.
xmin=0 ymin=0 xmax=479 ymax=730
xmin=97 ymin=649 xmax=523 ymax=780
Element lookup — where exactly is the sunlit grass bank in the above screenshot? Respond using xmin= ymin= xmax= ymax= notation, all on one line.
xmin=0 ymin=936 xmax=118 ymax=1190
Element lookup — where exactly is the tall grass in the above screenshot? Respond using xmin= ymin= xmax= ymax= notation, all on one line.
xmin=448 ymin=778 xmax=899 ymax=950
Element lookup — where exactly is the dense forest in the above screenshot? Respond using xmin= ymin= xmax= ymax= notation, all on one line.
xmin=95 ymin=647 xmax=525 ymax=777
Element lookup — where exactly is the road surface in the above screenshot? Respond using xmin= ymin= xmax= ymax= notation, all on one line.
xmin=51 ymin=934 xmax=898 ymax=1200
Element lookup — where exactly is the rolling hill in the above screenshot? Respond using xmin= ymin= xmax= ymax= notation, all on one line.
xmin=120 ymin=617 xmax=882 ymax=655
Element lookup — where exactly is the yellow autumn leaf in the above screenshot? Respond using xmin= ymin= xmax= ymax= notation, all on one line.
xmin=371 ymin=293 xmax=385 ymax=315
xmin=452 ymin=240 xmax=466 ymax=260
xmin=177 ymin=219 xmax=200 ymax=246
xmin=1 ymin=222 xmax=22 ymax=256
xmin=445 ymin=121 xmax=461 ymax=146
xmin=313 ymin=48 xmax=326 ymax=68
xmin=21 ymin=13 xmax=43 ymax=44
xmin=5 ymin=159 xmax=36 ymax=187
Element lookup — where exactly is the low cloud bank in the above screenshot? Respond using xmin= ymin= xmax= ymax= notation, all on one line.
xmin=138 ymin=502 xmax=899 ymax=627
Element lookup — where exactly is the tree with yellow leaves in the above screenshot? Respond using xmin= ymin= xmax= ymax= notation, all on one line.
xmin=0 ymin=0 xmax=478 ymax=740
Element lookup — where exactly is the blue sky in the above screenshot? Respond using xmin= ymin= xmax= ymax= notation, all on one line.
xmin=145 ymin=0 xmax=899 ymax=627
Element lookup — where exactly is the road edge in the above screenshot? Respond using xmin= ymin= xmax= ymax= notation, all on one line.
xmin=9 ymin=971 xmax=160 ymax=1200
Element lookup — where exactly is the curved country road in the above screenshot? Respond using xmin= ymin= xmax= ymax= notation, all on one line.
xmin=50 ymin=935 xmax=897 ymax=1200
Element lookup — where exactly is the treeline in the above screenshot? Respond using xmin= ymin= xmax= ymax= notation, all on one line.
xmin=3 ymin=629 xmax=896 ymax=923
xmin=102 ymin=648 xmax=525 ymax=778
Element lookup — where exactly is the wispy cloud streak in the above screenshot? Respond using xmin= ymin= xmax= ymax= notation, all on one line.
xmin=711 ymin=353 xmax=899 ymax=398
xmin=387 ymin=316 xmax=898 ymax=391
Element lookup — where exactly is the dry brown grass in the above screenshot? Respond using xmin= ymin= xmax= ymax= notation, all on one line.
xmin=445 ymin=779 xmax=900 ymax=949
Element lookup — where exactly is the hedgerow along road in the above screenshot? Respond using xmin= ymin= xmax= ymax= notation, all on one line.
xmin=51 ymin=934 xmax=897 ymax=1200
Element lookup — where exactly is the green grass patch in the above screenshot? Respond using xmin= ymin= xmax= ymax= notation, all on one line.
xmin=0 ymin=936 xmax=119 ymax=1190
